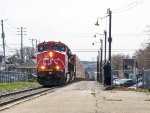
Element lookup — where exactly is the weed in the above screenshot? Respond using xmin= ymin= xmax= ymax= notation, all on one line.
xmin=91 ymin=92 xmax=96 ymax=97
xmin=0 ymin=82 xmax=39 ymax=91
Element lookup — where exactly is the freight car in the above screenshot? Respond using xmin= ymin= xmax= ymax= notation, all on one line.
xmin=36 ymin=41 xmax=78 ymax=86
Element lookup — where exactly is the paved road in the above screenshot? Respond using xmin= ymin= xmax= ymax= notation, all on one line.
xmin=0 ymin=81 xmax=150 ymax=113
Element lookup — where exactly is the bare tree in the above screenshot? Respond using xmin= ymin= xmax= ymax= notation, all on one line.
xmin=7 ymin=46 xmax=36 ymax=64
xmin=133 ymin=42 xmax=150 ymax=70
xmin=111 ymin=53 xmax=130 ymax=70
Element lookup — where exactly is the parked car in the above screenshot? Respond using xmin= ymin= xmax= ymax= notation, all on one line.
xmin=129 ymin=73 xmax=143 ymax=83
xmin=113 ymin=76 xmax=118 ymax=80
xmin=113 ymin=79 xmax=136 ymax=87
xmin=113 ymin=79 xmax=122 ymax=86
xmin=128 ymin=82 xmax=143 ymax=89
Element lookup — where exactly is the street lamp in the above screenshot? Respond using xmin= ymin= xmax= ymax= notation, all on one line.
xmin=92 ymin=39 xmax=103 ymax=83
xmin=107 ymin=8 xmax=113 ymax=88
xmin=92 ymin=41 xmax=100 ymax=82
xmin=97 ymin=51 xmax=100 ymax=82
xmin=95 ymin=8 xmax=112 ymax=87
xmin=95 ymin=15 xmax=108 ymax=26
xmin=93 ymin=32 xmax=107 ymax=63
xmin=107 ymin=8 xmax=112 ymax=63
xmin=95 ymin=19 xmax=99 ymax=26
xmin=100 ymin=39 xmax=103 ymax=83
xmin=92 ymin=41 xmax=100 ymax=45
xmin=95 ymin=9 xmax=112 ymax=63
xmin=93 ymin=33 xmax=103 ymax=38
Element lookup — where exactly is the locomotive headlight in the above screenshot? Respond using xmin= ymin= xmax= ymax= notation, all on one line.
xmin=40 ymin=65 xmax=46 ymax=70
xmin=49 ymin=52 xmax=53 ymax=58
xmin=55 ymin=65 xmax=61 ymax=71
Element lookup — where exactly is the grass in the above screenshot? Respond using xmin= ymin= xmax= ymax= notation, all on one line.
xmin=137 ymin=88 xmax=150 ymax=93
xmin=113 ymin=86 xmax=150 ymax=93
xmin=0 ymin=82 xmax=40 ymax=91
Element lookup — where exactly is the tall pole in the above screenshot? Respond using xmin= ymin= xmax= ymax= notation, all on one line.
xmin=29 ymin=38 xmax=38 ymax=58
xmin=107 ymin=8 xmax=112 ymax=63
xmin=30 ymin=38 xmax=38 ymax=51
xmin=17 ymin=27 xmax=26 ymax=64
xmin=1 ymin=20 xmax=6 ymax=70
xmin=32 ymin=39 xmax=34 ymax=49
xmin=107 ymin=8 xmax=112 ymax=87
xmin=31 ymin=38 xmax=34 ymax=57
xmin=97 ymin=52 xmax=99 ymax=81
xmin=35 ymin=39 xmax=38 ymax=55
xmin=104 ymin=30 xmax=107 ymax=63
xmin=35 ymin=40 xmax=37 ymax=47
xmin=100 ymin=39 xmax=103 ymax=83
xmin=21 ymin=27 xmax=23 ymax=64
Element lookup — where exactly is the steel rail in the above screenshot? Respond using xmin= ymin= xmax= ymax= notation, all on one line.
xmin=0 ymin=86 xmax=57 ymax=109
xmin=0 ymin=79 xmax=80 ymax=110
xmin=0 ymin=86 xmax=43 ymax=98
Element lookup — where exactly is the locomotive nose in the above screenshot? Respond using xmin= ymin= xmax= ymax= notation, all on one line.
xmin=49 ymin=51 xmax=53 ymax=58
xmin=40 ymin=65 xmax=46 ymax=70
xmin=55 ymin=65 xmax=61 ymax=71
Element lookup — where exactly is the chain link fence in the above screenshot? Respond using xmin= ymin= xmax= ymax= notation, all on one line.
xmin=112 ymin=69 xmax=134 ymax=79
xmin=143 ymin=69 xmax=150 ymax=89
xmin=0 ymin=71 xmax=37 ymax=83
xmin=112 ymin=69 xmax=150 ymax=90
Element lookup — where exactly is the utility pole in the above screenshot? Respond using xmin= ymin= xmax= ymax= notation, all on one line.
xmin=97 ymin=51 xmax=100 ymax=81
xmin=100 ymin=39 xmax=103 ymax=83
xmin=35 ymin=39 xmax=37 ymax=47
xmin=104 ymin=30 xmax=107 ymax=63
xmin=29 ymin=38 xmax=37 ymax=58
xmin=107 ymin=8 xmax=112 ymax=63
xmin=17 ymin=27 xmax=26 ymax=64
xmin=31 ymin=38 xmax=34 ymax=54
xmin=107 ymin=8 xmax=112 ymax=87
xmin=1 ymin=20 xmax=6 ymax=70
xmin=29 ymin=38 xmax=37 ymax=50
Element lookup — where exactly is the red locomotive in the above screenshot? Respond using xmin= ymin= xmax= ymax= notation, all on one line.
xmin=36 ymin=41 xmax=76 ymax=86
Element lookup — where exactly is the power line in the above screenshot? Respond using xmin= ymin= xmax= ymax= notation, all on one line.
xmin=113 ymin=0 xmax=144 ymax=13
xmin=112 ymin=33 xmax=150 ymax=36
xmin=5 ymin=45 xmax=17 ymax=51
xmin=72 ymin=49 xmax=136 ymax=52
xmin=73 ymin=47 xmax=137 ymax=50
xmin=6 ymin=44 xmax=20 ymax=45
xmin=113 ymin=0 xmax=142 ymax=11
xmin=5 ymin=21 xmax=17 ymax=30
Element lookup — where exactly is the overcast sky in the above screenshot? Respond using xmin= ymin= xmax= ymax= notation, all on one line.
xmin=0 ymin=0 xmax=150 ymax=61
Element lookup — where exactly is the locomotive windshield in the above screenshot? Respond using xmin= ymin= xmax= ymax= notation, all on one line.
xmin=38 ymin=45 xmax=66 ymax=52
xmin=53 ymin=46 xmax=65 ymax=52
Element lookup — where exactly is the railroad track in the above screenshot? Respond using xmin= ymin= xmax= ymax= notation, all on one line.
xmin=0 ymin=78 xmax=85 ymax=111
xmin=0 ymin=86 xmax=58 ymax=111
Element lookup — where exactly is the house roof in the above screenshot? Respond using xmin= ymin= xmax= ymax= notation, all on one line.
xmin=18 ymin=59 xmax=36 ymax=69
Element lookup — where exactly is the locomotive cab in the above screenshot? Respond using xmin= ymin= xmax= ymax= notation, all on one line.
xmin=38 ymin=44 xmax=66 ymax=53
xmin=36 ymin=41 xmax=76 ymax=86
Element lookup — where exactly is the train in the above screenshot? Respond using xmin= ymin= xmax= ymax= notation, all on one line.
xmin=36 ymin=41 xmax=78 ymax=86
